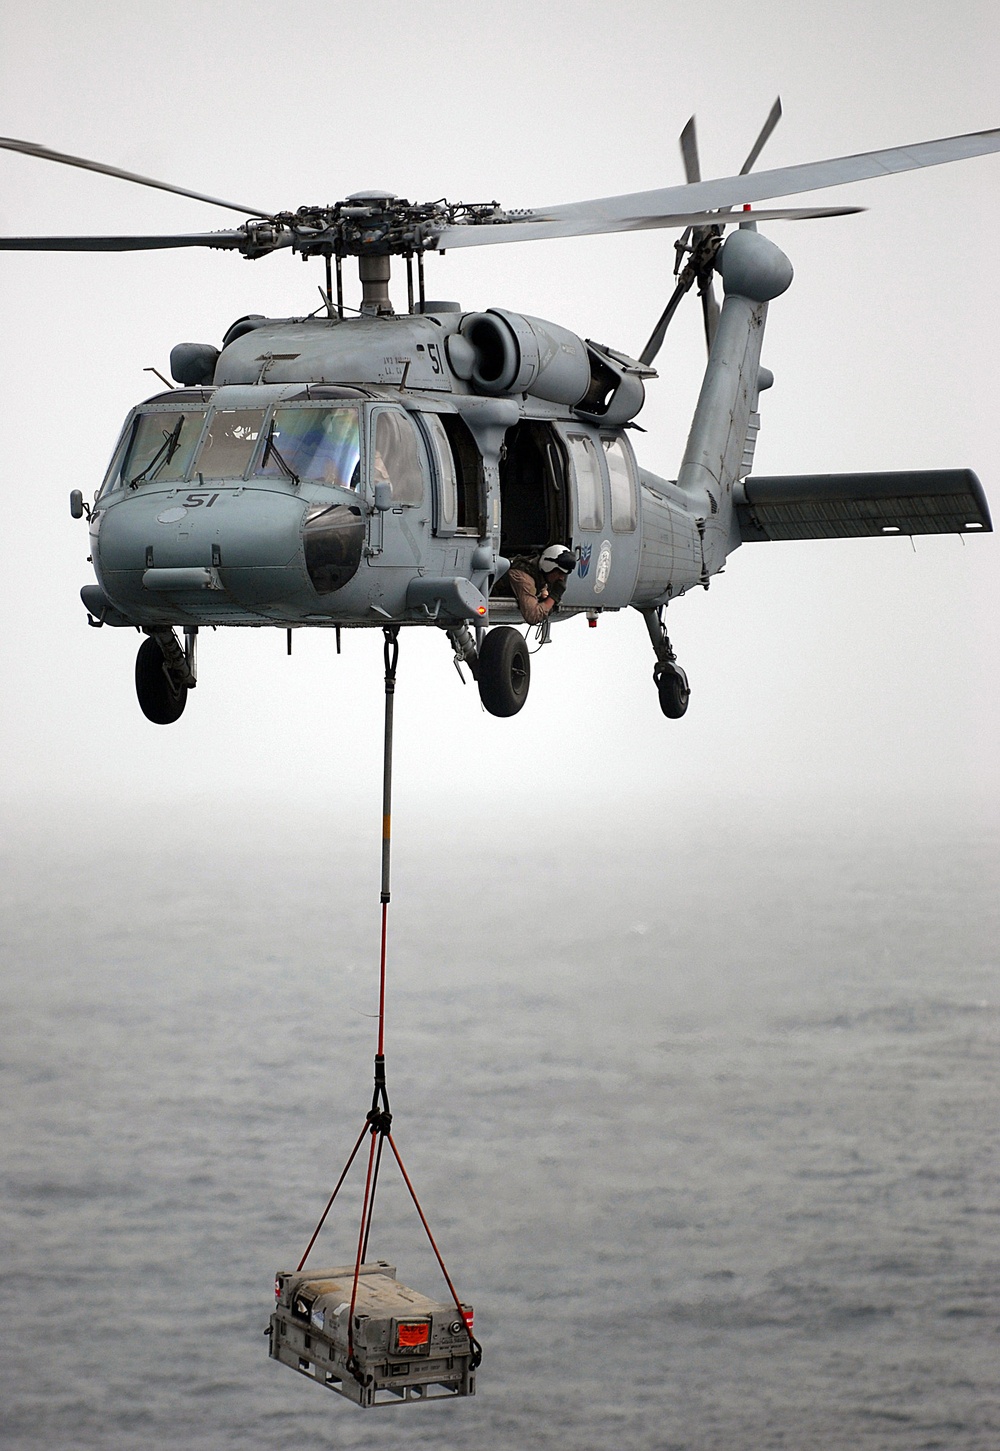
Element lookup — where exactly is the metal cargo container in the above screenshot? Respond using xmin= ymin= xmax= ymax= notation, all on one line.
xmin=269 ymin=1260 xmax=476 ymax=1408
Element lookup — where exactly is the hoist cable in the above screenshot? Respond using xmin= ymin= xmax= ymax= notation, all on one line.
xmin=378 ymin=627 xmax=397 ymax=1055
xmin=344 ymin=625 xmax=399 ymax=1380
xmin=377 ymin=903 xmax=389 ymax=1057
xmin=294 ymin=625 xmax=480 ymax=1378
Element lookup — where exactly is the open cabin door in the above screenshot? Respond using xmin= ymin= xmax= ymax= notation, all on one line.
xmin=497 ymin=421 xmax=568 ymax=559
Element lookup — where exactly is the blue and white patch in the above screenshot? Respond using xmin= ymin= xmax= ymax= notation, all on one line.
xmin=577 ymin=544 xmax=592 ymax=579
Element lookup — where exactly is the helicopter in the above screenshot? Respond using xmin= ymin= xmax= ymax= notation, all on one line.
xmin=1 ymin=108 xmax=995 ymax=723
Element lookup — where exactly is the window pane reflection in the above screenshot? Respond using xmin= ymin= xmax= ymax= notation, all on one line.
xmin=120 ymin=410 xmax=208 ymax=488
xmin=256 ymin=407 xmax=361 ymax=487
xmin=422 ymin=413 xmax=457 ymax=529
xmin=604 ymin=437 xmax=636 ymax=532
xmin=374 ymin=410 xmax=424 ymax=505
xmin=568 ymin=435 xmax=604 ymax=531
xmin=195 ymin=409 xmax=265 ymax=478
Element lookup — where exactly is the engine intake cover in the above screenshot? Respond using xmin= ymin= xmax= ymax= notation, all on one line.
xmin=459 ymin=309 xmax=591 ymax=404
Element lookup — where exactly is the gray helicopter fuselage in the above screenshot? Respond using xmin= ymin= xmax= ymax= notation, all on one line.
xmin=87 ymin=305 xmax=712 ymax=631
xmin=87 ymin=225 xmax=988 ymax=647
xmin=14 ymin=118 xmax=986 ymax=721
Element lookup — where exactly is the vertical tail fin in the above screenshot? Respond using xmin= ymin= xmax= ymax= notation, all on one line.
xmin=675 ymin=228 xmax=792 ymax=580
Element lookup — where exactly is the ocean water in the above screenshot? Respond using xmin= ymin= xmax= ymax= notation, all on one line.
xmin=1 ymin=800 xmax=997 ymax=1450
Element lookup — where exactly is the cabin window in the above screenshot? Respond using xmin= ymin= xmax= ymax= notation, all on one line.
xmin=255 ymin=406 xmax=360 ymax=487
xmin=118 ymin=408 xmax=209 ymax=489
xmin=567 ymin=434 xmax=604 ymax=532
xmin=373 ymin=410 xmax=424 ymax=506
xmin=441 ymin=414 xmax=484 ymax=533
xmin=421 ymin=413 xmax=458 ymax=530
xmin=421 ymin=412 xmax=484 ymax=534
xmin=195 ymin=409 xmax=266 ymax=479
xmin=603 ymin=437 xmax=637 ymax=532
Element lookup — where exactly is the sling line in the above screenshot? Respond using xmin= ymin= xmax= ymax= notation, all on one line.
xmin=296 ymin=627 xmax=482 ymax=1385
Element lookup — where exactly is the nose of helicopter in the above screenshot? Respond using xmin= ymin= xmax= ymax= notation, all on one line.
xmin=91 ymin=483 xmax=364 ymax=622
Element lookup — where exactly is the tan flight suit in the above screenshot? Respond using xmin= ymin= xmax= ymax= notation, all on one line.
xmin=508 ymin=554 xmax=568 ymax=625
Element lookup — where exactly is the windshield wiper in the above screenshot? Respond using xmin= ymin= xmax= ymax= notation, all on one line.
xmin=128 ymin=417 xmax=183 ymax=488
xmin=262 ymin=419 xmax=300 ymax=485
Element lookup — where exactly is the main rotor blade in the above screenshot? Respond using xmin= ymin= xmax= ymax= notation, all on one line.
xmin=0 ymin=230 xmax=273 ymax=252
xmin=739 ymin=97 xmax=782 ymax=176
xmin=0 ymin=136 xmax=273 ymax=219
xmin=435 ymin=204 xmax=861 ymax=249
xmin=434 ymin=125 xmax=1000 ymax=249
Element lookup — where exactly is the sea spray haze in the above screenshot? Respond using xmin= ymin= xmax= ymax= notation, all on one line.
xmin=1 ymin=796 xmax=998 ymax=1450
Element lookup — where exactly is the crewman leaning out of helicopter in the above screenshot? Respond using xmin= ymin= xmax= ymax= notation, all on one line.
xmin=507 ymin=545 xmax=576 ymax=625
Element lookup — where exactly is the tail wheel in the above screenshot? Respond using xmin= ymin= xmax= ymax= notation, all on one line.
xmin=656 ymin=665 xmax=690 ymax=719
xmin=135 ymin=637 xmax=187 ymax=724
xmin=477 ymin=626 xmax=531 ymax=717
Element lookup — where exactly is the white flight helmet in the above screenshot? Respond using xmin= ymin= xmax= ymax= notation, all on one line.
xmin=539 ymin=545 xmax=575 ymax=575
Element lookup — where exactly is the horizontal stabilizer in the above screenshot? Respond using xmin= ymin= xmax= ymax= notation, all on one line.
xmin=734 ymin=469 xmax=991 ymax=541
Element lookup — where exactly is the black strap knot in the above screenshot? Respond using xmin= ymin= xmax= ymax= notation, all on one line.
xmin=366 ymin=1105 xmax=392 ymax=1136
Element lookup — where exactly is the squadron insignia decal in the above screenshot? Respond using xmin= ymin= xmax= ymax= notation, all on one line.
xmin=594 ymin=540 xmax=612 ymax=594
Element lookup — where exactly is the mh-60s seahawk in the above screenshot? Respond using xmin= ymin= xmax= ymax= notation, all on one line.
xmin=2 ymin=108 xmax=995 ymax=722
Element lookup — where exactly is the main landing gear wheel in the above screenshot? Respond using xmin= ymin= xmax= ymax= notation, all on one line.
xmin=477 ymin=626 xmax=531 ymax=717
xmin=135 ymin=637 xmax=187 ymax=724
xmin=655 ymin=665 xmax=690 ymax=719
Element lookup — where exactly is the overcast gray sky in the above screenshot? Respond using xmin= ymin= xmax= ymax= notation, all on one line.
xmin=0 ymin=0 xmax=996 ymax=825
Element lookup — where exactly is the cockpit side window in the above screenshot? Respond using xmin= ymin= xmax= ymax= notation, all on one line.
xmin=255 ymin=406 xmax=360 ymax=487
xmin=98 ymin=417 xmax=137 ymax=498
xmin=117 ymin=409 xmax=209 ymax=490
xmin=373 ymin=409 xmax=425 ymax=506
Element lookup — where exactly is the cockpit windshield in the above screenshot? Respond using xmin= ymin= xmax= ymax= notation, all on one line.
xmin=254 ymin=407 xmax=361 ymax=488
xmin=119 ymin=409 xmax=208 ymax=489
xmin=99 ymin=400 xmax=363 ymax=496
xmin=194 ymin=409 xmax=266 ymax=478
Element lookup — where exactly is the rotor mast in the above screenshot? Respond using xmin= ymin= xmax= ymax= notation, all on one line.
xmin=358 ymin=253 xmax=393 ymax=315
xmin=333 ymin=191 xmax=500 ymax=315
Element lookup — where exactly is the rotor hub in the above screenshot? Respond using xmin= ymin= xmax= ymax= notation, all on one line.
xmin=265 ymin=196 xmax=503 ymax=260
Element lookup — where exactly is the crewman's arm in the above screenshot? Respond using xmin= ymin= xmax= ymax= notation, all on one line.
xmin=508 ymin=568 xmax=554 ymax=625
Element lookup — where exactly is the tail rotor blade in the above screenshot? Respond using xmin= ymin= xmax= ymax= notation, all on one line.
xmin=640 ymin=274 xmax=693 ymax=367
xmin=701 ymin=279 xmax=721 ymax=352
xmin=656 ymin=98 xmax=780 ymax=362
xmin=680 ymin=116 xmax=702 ymax=184
xmin=739 ymin=97 xmax=783 ymax=176
xmin=641 ymin=112 xmax=718 ymax=366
